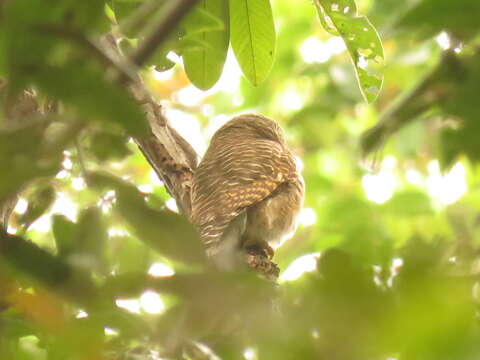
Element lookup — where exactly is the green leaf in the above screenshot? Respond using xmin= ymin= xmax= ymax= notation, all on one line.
xmin=32 ymin=64 xmax=148 ymax=136
xmin=0 ymin=313 xmax=36 ymax=339
xmin=0 ymin=125 xmax=60 ymax=202
xmin=53 ymin=209 xmax=108 ymax=272
xmin=109 ymin=1 xmax=142 ymax=24
xmin=149 ymin=49 xmax=176 ymax=72
xmin=183 ymin=5 xmax=226 ymax=34
xmin=52 ymin=215 xmax=77 ymax=257
xmin=75 ymin=207 xmax=108 ymax=269
xmin=18 ymin=186 xmax=56 ymax=231
xmin=3 ymin=0 xmax=110 ymax=92
xmin=383 ymin=191 xmax=433 ymax=217
xmin=0 ymin=234 xmax=73 ymax=288
xmin=89 ymin=172 xmax=207 ymax=266
xmin=110 ymin=235 xmax=151 ymax=273
xmin=230 ymin=0 xmax=276 ymax=86
xmin=183 ymin=0 xmax=229 ymax=90
xmin=89 ymin=132 xmax=132 ymax=162
xmin=314 ymin=0 xmax=384 ymax=103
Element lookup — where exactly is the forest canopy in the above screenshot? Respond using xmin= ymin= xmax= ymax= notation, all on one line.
xmin=1 ymin=0 xmax=480 ymax=359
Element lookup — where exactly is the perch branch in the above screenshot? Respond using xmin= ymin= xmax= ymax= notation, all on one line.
xmin=99 ymin=32 xmax=198 ymax=217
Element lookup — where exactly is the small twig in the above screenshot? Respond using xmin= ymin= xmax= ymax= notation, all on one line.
xmin=131 ymin=0 xmax=200 ymax=67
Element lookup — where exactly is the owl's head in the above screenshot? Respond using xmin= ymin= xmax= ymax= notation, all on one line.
xmin=215 ymin=114 xmax=286 ymax=144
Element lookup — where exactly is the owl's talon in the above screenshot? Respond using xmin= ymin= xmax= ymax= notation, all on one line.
xmin=245 ymin=244 xmax=274 ymax=259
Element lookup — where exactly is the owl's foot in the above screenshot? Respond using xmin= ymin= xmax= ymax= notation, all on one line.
xmin=245 ymin=253 xmax=280 ymax=281
xmin=244 ymin=243 xmax=274 ymax=259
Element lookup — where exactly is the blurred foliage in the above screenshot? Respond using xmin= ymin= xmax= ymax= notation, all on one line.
xmin=1 ymin=0 xmax=480 ymax=360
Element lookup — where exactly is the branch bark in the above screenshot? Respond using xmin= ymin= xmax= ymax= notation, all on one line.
xmin=100 ymin=32 xmax=199 ymax=217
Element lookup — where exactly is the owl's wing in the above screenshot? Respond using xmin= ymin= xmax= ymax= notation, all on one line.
xmin=191 ymin=139 xmax=298 ymax=246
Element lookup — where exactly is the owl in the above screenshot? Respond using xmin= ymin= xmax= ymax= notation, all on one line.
xmin=191 ymin=114 xmax=304 ymax=268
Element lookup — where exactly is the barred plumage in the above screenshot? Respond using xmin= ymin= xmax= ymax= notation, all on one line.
xmin=191 ymin=114 xmax=304 ymax=265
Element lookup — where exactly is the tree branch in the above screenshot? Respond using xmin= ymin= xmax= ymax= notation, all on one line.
xmin=360 ymin=51 xmax=464 ymax=155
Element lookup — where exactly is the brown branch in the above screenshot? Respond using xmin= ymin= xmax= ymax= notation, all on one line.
xmin=41 ymin=1 xmax=203 ymax=216
xmin=134 ymin=128 xmax=197 ymax=216
xmin=100 ymin=33 xmax=199 ymax=217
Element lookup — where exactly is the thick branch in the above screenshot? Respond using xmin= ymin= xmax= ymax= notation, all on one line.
xmin=98 ymin=31 xmax=198 ymax=217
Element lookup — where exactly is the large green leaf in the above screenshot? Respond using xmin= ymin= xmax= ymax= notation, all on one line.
xmin=0 ymin=125 xmax=59 ymax=202
xmin=229 ymin=0 xmax=276 ymax=86
xmin=89 ymin=172 xmax=207 ymax=266
xmin=383 ymin=190 xmax=433 ymax=217
xmin=52 ymin=215 xmax=77 ymax=257
xmin=33 ymin=64 xmax=148 ymax=136
xmin=314 ymin=0 xmax=384 ymax=103
xmin=183 ymin=4 xmax=226 ymax=34
xmin=183 ymin=1 xmax=229 ymax=90
xmin=18 ymin=186 xmax=56 ymax=231
xmin=89 ymin=131 xmax=132 ymax=162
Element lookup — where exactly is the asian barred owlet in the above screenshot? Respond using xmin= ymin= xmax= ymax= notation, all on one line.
xmin=191 ymin=114 xmax=304 ymax=268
